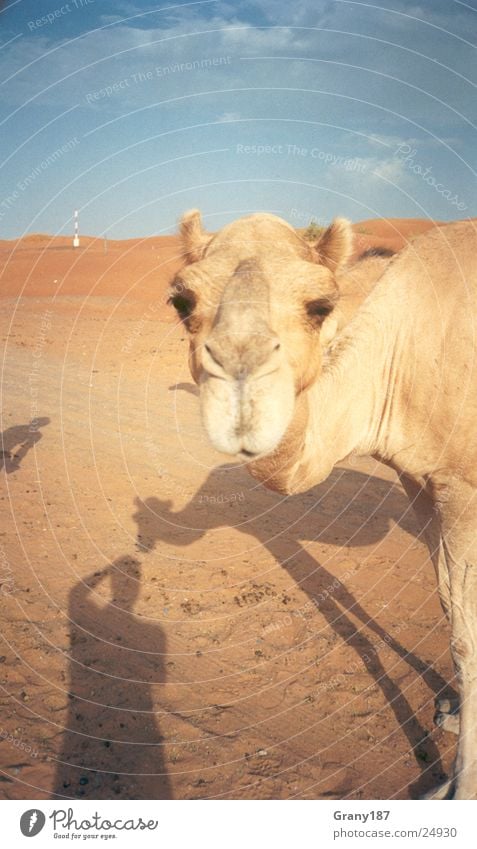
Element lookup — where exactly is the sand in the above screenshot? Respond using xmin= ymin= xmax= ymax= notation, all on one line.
xmin=0 ymin=218 xmax=457 ymax=799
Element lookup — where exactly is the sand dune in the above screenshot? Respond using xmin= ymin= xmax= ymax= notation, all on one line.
xmin=1 ymin=216 xmax=471 ymax=304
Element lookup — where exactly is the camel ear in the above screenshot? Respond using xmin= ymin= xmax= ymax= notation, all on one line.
xmin=179 ymin=209 xmax=213 ymax=264
xmin=312 ymin=218 xmax=353 ymax=272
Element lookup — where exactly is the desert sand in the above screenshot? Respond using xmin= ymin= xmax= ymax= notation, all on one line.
xmin=0 ymin=217 xmax=461 ymax=799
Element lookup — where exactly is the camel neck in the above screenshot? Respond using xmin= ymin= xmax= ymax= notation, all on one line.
xmin=248 ymin=280 xmax=403 ymax=495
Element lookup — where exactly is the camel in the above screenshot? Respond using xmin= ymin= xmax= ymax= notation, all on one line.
xmin=327 ymin=245 xmax=396 ymax=341
xmin=169 ymin=209 xmax=477 ymax=799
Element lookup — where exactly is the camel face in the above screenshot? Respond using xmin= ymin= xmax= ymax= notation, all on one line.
xmin=170 ymin=210 xmax=352 ymax=457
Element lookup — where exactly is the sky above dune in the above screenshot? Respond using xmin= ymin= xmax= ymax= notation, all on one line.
xmin=0 ymin=0 xmax=475 ymax=238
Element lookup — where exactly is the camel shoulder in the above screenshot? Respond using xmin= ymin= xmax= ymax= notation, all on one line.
xmin=379 ymin=221 xmax=477 ymax=301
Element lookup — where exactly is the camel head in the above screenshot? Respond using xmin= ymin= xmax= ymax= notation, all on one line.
xmin=169 ymin=210 xmax=352 ymax=458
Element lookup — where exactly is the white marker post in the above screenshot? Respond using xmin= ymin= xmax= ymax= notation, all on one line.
xmin=73 ymin=209 xmax=80 ymax=247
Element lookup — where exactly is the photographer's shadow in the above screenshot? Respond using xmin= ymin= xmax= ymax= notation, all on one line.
xmin=53 ymin=557 xmax=171 ymax=800
xmin=134 ymin=463 xmax=454 ymax=797
xmin=0 ymin=417 xmax=50 ymax=473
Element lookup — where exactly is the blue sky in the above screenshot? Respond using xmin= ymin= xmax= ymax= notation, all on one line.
xmin=0 ymin=0 xmax=475 ymax=238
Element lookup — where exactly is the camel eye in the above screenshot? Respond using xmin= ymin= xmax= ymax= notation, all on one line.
xmin=169 ymin=293 xmax=195 ymax=320
xmin=168 ymin=286 xmax=202 ymax=333
xmin=305 ymin=298 xmax=334 ymax=321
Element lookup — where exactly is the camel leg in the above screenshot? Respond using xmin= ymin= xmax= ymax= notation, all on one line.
xmin=399 ymin=475 xmax=461 ymax=744
xmin=399 ymin=474 xmax=451 ymax=618
xmin=420 ymin=777 xmax=455 ymax=800
xmin=434 ymin=708 xmax=460 ymax=735
xmin=445 ymin=560 xmax=477 ymax=798
xmin=437 ymin=493 xmax=477 ymax=799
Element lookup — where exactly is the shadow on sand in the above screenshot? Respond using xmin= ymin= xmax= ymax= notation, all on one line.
xmin=133 ymin=461 xmax=455 ymax=798
xmin=52 ymin=556 xmax=171 ymax=800
xmin=0 ymin=417 xmax=50 ymax=473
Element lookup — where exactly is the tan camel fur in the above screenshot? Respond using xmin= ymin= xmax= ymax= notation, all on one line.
xmin=170 ymin=210 xmax=477 ymax=799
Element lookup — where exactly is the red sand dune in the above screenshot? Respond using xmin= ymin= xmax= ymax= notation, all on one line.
xmin=1 ymin=217 xmax=473 ymax=307
xmin=0 ymin=233 xmax=181 ymax=307
xmin=351 ymin=217 xmax=435 ymax=256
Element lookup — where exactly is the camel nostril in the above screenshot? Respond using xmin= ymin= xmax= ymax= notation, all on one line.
xmin=273 ymin=343 xmax=281 ymax=351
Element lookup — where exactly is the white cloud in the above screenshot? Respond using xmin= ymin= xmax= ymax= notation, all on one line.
xmin=319 ymin=154 xmax=408 ymax=196
xmin=369 ymin=156 xmax=408 ymax=183
xmin=217 ymin=110 xmax=241 ymax=122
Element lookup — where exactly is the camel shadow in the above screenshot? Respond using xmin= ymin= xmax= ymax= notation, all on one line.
xmin=52 ymin=556 xmax=171 ymax=800
xmin=0 ymin=417 xmax=50 ymax=473
xmin=134 ymin=463 xmax=454 ymax=798
xmin=168 ymin=382 xmax=199 ymax=397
